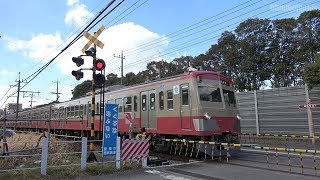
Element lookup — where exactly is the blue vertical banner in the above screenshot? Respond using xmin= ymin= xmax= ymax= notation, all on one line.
xmin=102 ymin=103 xmax=119 ymax=157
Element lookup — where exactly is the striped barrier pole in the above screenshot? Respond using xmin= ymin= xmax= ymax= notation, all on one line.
xmin=288 ymin=150 xmax=291 ymax=172
xmin=185 ymin=141 xmax=189 ymax=157
xmin=190 ymin=141 xmax=195 ymax=157
xmin=204 ymin=144 xmax=207 ymax=160
xmin=313 ymin=153 xmax=317 ymax=176
xmin=211 ymin=143 xmax=215 ymax=160
xmin=169 ymin=141 xmax=174 ymax=155
xmin=275 ymin=148 xmax=279 ymax=169
xmin=174 ymin=141 xmax=178 ymax=155
xmin=219 ymin=145 xmax=222 ymax=162
xmin=196 ymin=143 xmax=201 ymax=159
xmin=179 ymin=140 xmax=185 ymax=156
xmin=300 ymin=152 xmax=304 ymax=174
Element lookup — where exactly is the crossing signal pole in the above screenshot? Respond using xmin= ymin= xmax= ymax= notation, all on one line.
xmin=72 ymin=25 xmax=105 ymax=162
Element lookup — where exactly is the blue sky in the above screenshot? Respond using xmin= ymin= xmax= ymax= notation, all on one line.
xmin=0 ymin=0 xmax=319 ymax=109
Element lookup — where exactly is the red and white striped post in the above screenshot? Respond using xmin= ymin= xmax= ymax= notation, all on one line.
xmin=299 ymin=102 xmax=320 ymax=145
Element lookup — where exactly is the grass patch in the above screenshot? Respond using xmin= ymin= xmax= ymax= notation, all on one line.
xmin=0 ymin=163 xmax=141 ymax=180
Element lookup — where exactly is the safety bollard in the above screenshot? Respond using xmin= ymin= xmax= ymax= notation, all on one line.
xmin=211 ymin=145 xmax=215 ymax=160
xmin=300 ymin=152 xmax=304 ymax=174
xmin=190 ymin=142 xmax=195 ymax=157
xmin=185 ymin=142 xmax=189 ymax=157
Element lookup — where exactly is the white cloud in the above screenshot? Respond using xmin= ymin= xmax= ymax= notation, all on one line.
xmin=65 ymin=0 xmax=94 ymax=28
xmin=7 ymin=33 xmax=64 ymax=62
xmin=67 ymin=0 xmax=79 ymax=6
xmin=56 ymin=22 xmax=169 ymax=79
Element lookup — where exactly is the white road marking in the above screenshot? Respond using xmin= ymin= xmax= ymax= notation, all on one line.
xmin=146 ymin=160 xmax=203 ymax=169
xmin=145 ymin=169 xmax=193 ymax=180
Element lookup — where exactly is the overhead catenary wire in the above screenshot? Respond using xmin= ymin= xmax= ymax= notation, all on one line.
xmin=0 ymin=0 xmax=121 ymax=107
xmin=107 ymin=0 xmax=317 ymax=73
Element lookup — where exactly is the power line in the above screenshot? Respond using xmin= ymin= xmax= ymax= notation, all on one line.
xmin=108 ymin=0 xmax=317 ymax=73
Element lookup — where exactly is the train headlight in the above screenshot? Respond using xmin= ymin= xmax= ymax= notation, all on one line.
xmin=237 ymin=114 xmax=241 ymax=120
xmin=204 ymin=112 xmax=212 ymax=120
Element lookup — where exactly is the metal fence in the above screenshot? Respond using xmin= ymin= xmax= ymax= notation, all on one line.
xmin=236 ymin=85 xmax=320 ymax=135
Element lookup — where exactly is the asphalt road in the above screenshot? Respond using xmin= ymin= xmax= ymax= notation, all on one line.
xmin=75 ymin=149 xmax=320 ymax=180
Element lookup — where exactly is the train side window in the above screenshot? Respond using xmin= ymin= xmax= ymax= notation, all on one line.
xmin=79 ymin=105 xmax=84 ymax=116
xmin=150 ymin=93 xmax=155 ymax=110
xmin=167 ymin=90 xmax=173 ymax=110
xmin=124 ymin=96 xmax=132 ymax=112
xmin=71 ymin=106 xmax=75 ymax=117
xmin=181 ymin=84 xmax=189 ymax=105
xmin=75 ymin=105 xmax=79 ymax=116
xmin=134 ymin=96 xmax=137 ymax=112
xmin=107 ymin=99 xmax=114 ymax=104
xmin=115 ymin=98 xmax=123 ymax=112
xmin=142 ymin=95 xmax=147 ymax=111
xmin=159 ymin=91 xmax=164 ymax=110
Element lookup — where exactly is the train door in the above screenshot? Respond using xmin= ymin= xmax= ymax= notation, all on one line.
xmin=140 ymin=90 xmax=157 ymax=129
xmin=180 ymin=84 xmax=191 ymax=129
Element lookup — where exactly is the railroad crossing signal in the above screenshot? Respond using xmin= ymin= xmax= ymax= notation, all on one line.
xmin=82 ymin=25 xmax=105 ymax=53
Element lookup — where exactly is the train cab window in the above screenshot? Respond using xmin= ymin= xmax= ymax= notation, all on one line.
xmin=134 ymin=96 xmax=137 ymax=112
xmin=198 ymin=86 xmax=222 ymax=102
xmin=150 ymin=93 xmax=155 ymax=110
xmin=115 ymin=98 xmax=123 ymax=112
xmin=159 ymin=91 xmax=164 ymax=110
xmin=142 ymin=95 xmax=147 ymax=111
xmin=181 ymin=84 xmax=189 ymax=105
xmin=167 ymin=90 xmax=173 ymax=110
xmin=124 ymin=97 xmax=132 ymax=112
xmin=222 ymin=89 xmax=236 ymax=106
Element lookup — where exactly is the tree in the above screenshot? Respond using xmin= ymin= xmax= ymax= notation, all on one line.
xmin=304 ymin=54 xmax=320 ymax=89
xmin=72 ymin=80 xmax=91 ymax=99
xmin=105 ymin=73 xmax=120 ymax=86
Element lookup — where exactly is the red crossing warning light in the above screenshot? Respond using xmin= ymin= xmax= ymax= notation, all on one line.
xmin=95 ymin=59 xmax=105 ymax=71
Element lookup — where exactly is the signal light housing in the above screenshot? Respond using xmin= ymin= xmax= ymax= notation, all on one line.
xmin=72 ymin=56 xmax=84 ymax=67
xmin=94 ymin=73 xmax=105 ymax=87
xmin=72 ymin=70 xmax=83 ymax=80
xmin=95 ymin=59 xmax=105 ymax=71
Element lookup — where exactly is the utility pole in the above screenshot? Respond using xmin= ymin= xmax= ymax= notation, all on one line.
xmin=51 ymin=80 xmax=61 ymax=102
xmin=23 ymin=91 xmax=40 ymax=108
xmin=9 ymin=72 xmax=28 ymax=130
xmin=113 ymin=51 xmax=125 ymax=84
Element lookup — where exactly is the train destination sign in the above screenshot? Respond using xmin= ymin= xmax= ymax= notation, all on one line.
xmin=102 ymin=103 xmax=119 ymax=157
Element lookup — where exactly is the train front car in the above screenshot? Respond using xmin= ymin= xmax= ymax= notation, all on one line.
xmin=194 ymin=71 xmax=240 ymax=140
xmin=192 ymin=71 xmax=241 ymax=155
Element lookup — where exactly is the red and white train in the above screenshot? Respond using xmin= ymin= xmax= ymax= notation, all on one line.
xmin=6 ymin=70 xmax=240 ymax=151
